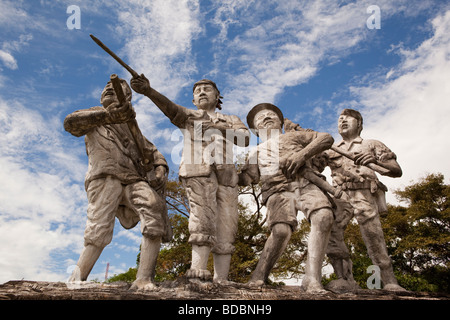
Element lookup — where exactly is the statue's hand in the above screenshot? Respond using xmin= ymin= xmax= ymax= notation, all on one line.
xmin=130 ymin=73 xmax=151 ymax=95
xmin=280 ymin=152 xmax=306 ymax=179
xmin=354 ymin=151 xmax=376 ymax=166
xmin=106 ymin=101 xmax=135 ymax=124
xmin=155 ymin=165 xmax=167 ymax=185
xmin=149 ymin=165 xmax=167 ymax=190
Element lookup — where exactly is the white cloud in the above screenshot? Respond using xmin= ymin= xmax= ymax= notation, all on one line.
xmin=114 ymin=0 xmax=203 ymax=98
xmin=2 ymin=33 xmax=33 ymax=52
xmin=206 ymin=0 xmax=439 ymax=118
xmin=0 ymin=1 xmax=57 ymax=35
xmin=208 ymin=1 xmax=381 ymax=115
xmin=0 ymin=49 xmax=18 ymax=69
xmin=0 ymin=98 xmax=87 ymax=283
xmin=0 ymin=1 xmax=29 ymax=29
xmin=116 ymin=228 xmax=142 ymax=247
xmin=0 ymin=33 xmax=33 ymax=69
xmin=345 ymin=9 xmax=450 ymax=204
xmin=0 ymin=217 xmax=80 ymax=282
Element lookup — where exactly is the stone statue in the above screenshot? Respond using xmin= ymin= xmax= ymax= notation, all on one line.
xmin=130 ymin=75 xmax=249 ymax=284
xmin=324 ymin=108 xmax=405 ymax=292
xmin=305 ymin=151 xmax=360 ymax=291
xmin=64 ymin=75 xmax=171 ymax=291
xmin=238 ymin=103 xmax=335 ymax=292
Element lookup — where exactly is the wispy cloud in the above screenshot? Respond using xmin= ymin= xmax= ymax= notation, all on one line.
xmin=0 ymin=50 xmax=17 ymax=69
xmin=0 ymin=97 xmax=86 ymax=282
xmin=114 ymin=0 xmax=203 ymax=97
xmin=0 ymin=33 xmax=33 ymax=69
xmin=208 ymin=0 xmax=436 ymax=116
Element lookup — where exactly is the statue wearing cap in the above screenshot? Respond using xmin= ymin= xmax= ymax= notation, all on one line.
xmin=131 ymin=74 xmax=249 ymax=283
xmin=239 ymin=103 xmax=335 ymax=292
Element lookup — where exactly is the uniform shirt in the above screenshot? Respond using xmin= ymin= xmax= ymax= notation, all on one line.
xmin=326 ymin=137 xmax=396 ymax=191
xmin=84 ymin=121 xmax=167 ymax=190
xmin=246 ymin=129 xmax=320 ymax=204
xmin=170 ymin=105 xmax=248 ymax=185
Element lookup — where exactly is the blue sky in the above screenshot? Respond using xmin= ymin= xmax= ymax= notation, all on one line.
xmin=0 ymin=0 xmax=449 ymax=283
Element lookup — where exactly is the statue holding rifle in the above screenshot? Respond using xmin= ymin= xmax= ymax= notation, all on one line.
xmin=325 ymin=108 xmax=405 ymax=292
xmin=64 ymin=73 xmax=171 ymax=291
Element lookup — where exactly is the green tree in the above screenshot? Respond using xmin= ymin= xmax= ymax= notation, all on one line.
xmin=387 ymin=173 xmax=450 ymax=292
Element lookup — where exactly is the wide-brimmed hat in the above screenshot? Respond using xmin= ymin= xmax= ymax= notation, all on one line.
xmin=247 ymin=103 xmax=284 ymax=134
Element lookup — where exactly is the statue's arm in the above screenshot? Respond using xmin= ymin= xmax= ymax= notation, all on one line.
xmin=64 ymin=102 xmax=135 ymax=137
xmin=354 ymin=139 xmax=402 ymax=178
xmin=298 ymin=131 xmax=334 ymax=163
xmin=281 ymin=131 xmax=334 ymax=179
xmin=130 ymin=74 xmax=184 ymax=123
xmin=64 ymin=107 xmax=108 ymax=137
xmin=230 ymin=115 xmax=250 ymax=147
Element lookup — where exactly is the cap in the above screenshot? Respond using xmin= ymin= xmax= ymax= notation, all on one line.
xmin=247 ymin=103 xmax=284 ymax=135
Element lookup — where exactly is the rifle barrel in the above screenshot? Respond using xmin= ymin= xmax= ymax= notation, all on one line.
xmin=90 ymin=34 xmax=139 ymax=78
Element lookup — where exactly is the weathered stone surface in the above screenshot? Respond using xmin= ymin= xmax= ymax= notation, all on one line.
xmin=0 ymin=279 xmax=448 ymax=300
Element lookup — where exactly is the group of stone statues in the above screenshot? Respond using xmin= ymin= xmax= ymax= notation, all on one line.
xmin=64 ymin=73 xmax=405 ymax=293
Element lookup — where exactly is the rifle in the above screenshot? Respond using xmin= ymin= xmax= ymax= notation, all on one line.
xmin=90 ymin=34 xmax=153 ymax=164
xmin=330 ymin=145 xmax=390 ymax=175
xmin=90 ymin=33 xmax=153 ymax=169
xmin=301 ymin=167 xmax=347 ymax=200
xmin=109 ymin=74 xmax=154 ymax=175
xmin=93 ymin=37 xmax=171 ymax=241
xmin=91 ymin=34 xmax=139 ymax=78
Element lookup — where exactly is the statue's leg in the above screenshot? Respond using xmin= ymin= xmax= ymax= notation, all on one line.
xmin=188 ymin=244 xmax=213 ymax=280
xmin=69 ymin=244 xmax=104 ymax=282
xmin=353 ymin=189 xmax=405 ymax=291
xmin=248 ymin=223 xmax=292 ymax=286
xmin=302 ymin=207 xmax=334 ymax=293
xmin=130 ymin=235 xmax=162 ymax=291
xmin=182 ymin=174 xmax=219 ymax=281
xmin=212 ymin=184 xmax=239 ymax=284
xmin=123 ymin=181 xmax=167 ymax=290
xmin=358 ymin=217 xmax=405 ymax=291
xmin=70 ymin=177 xmax=122 ymax=282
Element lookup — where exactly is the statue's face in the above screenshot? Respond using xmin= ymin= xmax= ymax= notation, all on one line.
xmin=253 ymin=109 xmax=282 ymax=131
xmin=192 ymin=84 xmax=219 ymax=111
xmin=338 ymin=114 xmax=359 ymax=136
xmin=100 ymin=80 xmax=131 ymax=108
